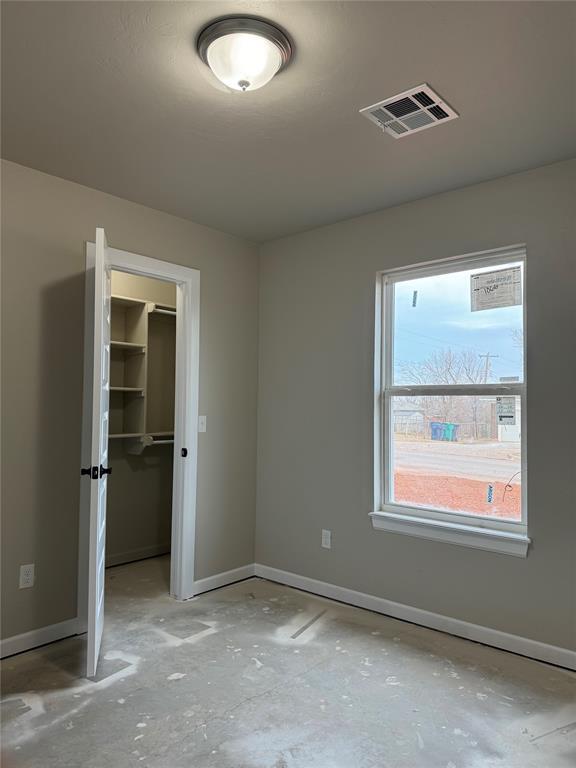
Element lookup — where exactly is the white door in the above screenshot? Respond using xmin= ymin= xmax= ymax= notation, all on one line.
xmin=85 ymin=227 xmax=112 ymax=678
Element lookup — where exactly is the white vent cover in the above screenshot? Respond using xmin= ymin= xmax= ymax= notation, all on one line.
xmin=360 ymin=84 xmax=459 ymax=139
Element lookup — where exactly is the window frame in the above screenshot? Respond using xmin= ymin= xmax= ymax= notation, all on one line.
xmin=371 ymin=245 xmax=529 ymax=556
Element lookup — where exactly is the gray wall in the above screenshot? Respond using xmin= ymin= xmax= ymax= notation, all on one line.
xmin=3 ymin=157 xmax=575 ymax=652
xmin=256 ymin=160 xmax=576 ymax=651
xmin=1 ymin=160 xmax=259 ymax=639
xmin=106 ymin=440 xmax=173 ymax=567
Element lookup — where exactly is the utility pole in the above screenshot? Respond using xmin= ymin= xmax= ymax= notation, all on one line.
xmin=479 ymin=352 xmax=498 ymax=384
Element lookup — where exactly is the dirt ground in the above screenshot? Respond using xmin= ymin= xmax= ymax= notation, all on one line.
xmin=394 ymin=471 xmax=521 ymax=520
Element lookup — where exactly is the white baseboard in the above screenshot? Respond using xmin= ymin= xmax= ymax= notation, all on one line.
xmin=0 ymin=563 xmax=255 ymax=659
xmin=194 ymin=563 xmax=256 ymax=595
xmin=0 ymin=617 xmax=80 ymax=659
xmin=106 ymin=544 xmax=170 ymax=568
xmin=4 ymin=565 xmax=573 ymax=671
xmin=254 ymin=564 xmax=576 ymax=671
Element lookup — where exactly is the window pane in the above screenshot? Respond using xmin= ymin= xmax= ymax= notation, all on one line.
xmin=393 ymin=263 xmax=524 ymax=385
xmin=390 ymin=395 xmax=522 ymax=521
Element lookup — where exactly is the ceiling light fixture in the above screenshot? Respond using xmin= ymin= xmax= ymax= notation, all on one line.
xmin=197 ymin=16 xmax=292 ymax=92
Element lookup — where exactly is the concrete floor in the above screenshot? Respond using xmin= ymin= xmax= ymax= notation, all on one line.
xmin=2 ymin=556 xmax=575 ymax=767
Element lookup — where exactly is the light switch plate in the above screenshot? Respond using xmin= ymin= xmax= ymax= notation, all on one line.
xmin=321 ymin=529 xmax=331 ymax=549
xmin=198 ymin=415 xmax=207 ymax=433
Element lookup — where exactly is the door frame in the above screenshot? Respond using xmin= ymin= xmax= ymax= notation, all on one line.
xmin=78 ymin=240 xmax=200 ymax=632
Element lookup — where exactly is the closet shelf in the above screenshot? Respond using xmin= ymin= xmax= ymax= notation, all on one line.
xmin=147 ymin=301 xmax=176 ymax=316
xmin=111 ymin=340 xmax=146 ymax=352
xmin=109 ymin=281 xmax=175 ymax=453
xmin=111 ymin=294 xmax=147 ymax=308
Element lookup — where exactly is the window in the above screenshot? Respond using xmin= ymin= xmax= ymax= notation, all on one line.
xmin=372 ymin=246 xmax=529 ymax=556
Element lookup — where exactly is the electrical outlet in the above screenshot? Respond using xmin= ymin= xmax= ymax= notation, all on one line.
xmin=19 ymin=563 xmax=35 ymax=589
xmin=321 ymin=529 xmax=331 ymax=549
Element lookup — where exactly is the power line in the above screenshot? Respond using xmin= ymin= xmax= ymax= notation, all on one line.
xmin=478 ymin=352 xmax=499 ymax=383
xmin=395 ymin=328 xmax=522 ymax=367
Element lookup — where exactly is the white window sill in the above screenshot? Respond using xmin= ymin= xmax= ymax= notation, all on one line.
xmin=370 ymin=510 xmax=530 ymax=557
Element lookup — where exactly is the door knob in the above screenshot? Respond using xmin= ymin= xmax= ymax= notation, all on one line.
xmin=99 ymin=464 xmax=112 ymax=478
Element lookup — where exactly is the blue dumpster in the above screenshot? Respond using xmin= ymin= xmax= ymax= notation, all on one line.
xmin=430 ymin=422 xmax=443 ymax=440
xmin=431 ymin=422 xmax=460 ymax=441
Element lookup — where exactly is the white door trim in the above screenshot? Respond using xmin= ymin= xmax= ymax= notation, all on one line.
xmin=78 ymin=242 xmax=200 ymax=631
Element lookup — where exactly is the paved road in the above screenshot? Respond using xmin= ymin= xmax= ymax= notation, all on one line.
xmin=395 ymin=441 xmax=521 ymax=483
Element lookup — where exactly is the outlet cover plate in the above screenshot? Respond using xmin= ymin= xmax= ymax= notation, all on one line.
xmin=19 ymin=563 xmax=35 ymax=589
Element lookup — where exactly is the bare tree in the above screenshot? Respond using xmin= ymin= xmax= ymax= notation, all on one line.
xmin=400 ymin=349 xmax=491 ymax=437
xmin=400 ymin=348 xmax=489 ymax=386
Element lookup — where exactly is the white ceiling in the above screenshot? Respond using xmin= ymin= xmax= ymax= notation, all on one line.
xmin=2 ymin=1 xmax=575 ymax=241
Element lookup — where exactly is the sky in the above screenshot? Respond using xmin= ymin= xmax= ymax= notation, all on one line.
xmin=393 ymin=262 xmax=524 ymax=384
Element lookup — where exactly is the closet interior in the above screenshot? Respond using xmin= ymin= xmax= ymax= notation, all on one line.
xmin=106 ymin=271 xmax=176 ymax=569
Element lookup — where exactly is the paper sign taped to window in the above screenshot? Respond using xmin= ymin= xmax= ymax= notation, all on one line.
xmin=496 ymin=396 xmax=516 ymax=425
xmin=470 ymin=266 xmax=521 ymax=311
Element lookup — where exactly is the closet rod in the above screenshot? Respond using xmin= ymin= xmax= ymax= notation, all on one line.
xmin=152 ymin=308 xmax=176 ymax=317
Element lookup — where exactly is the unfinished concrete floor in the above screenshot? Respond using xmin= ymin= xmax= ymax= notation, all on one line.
xmin=2 ymin=556 xmax=575 ymax=767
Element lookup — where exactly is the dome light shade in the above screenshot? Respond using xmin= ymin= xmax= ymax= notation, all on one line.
xmin=197 ymin=17 xmax=292 ymax=92
xmin=206 ymin=33 xmax=282 ymax=92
